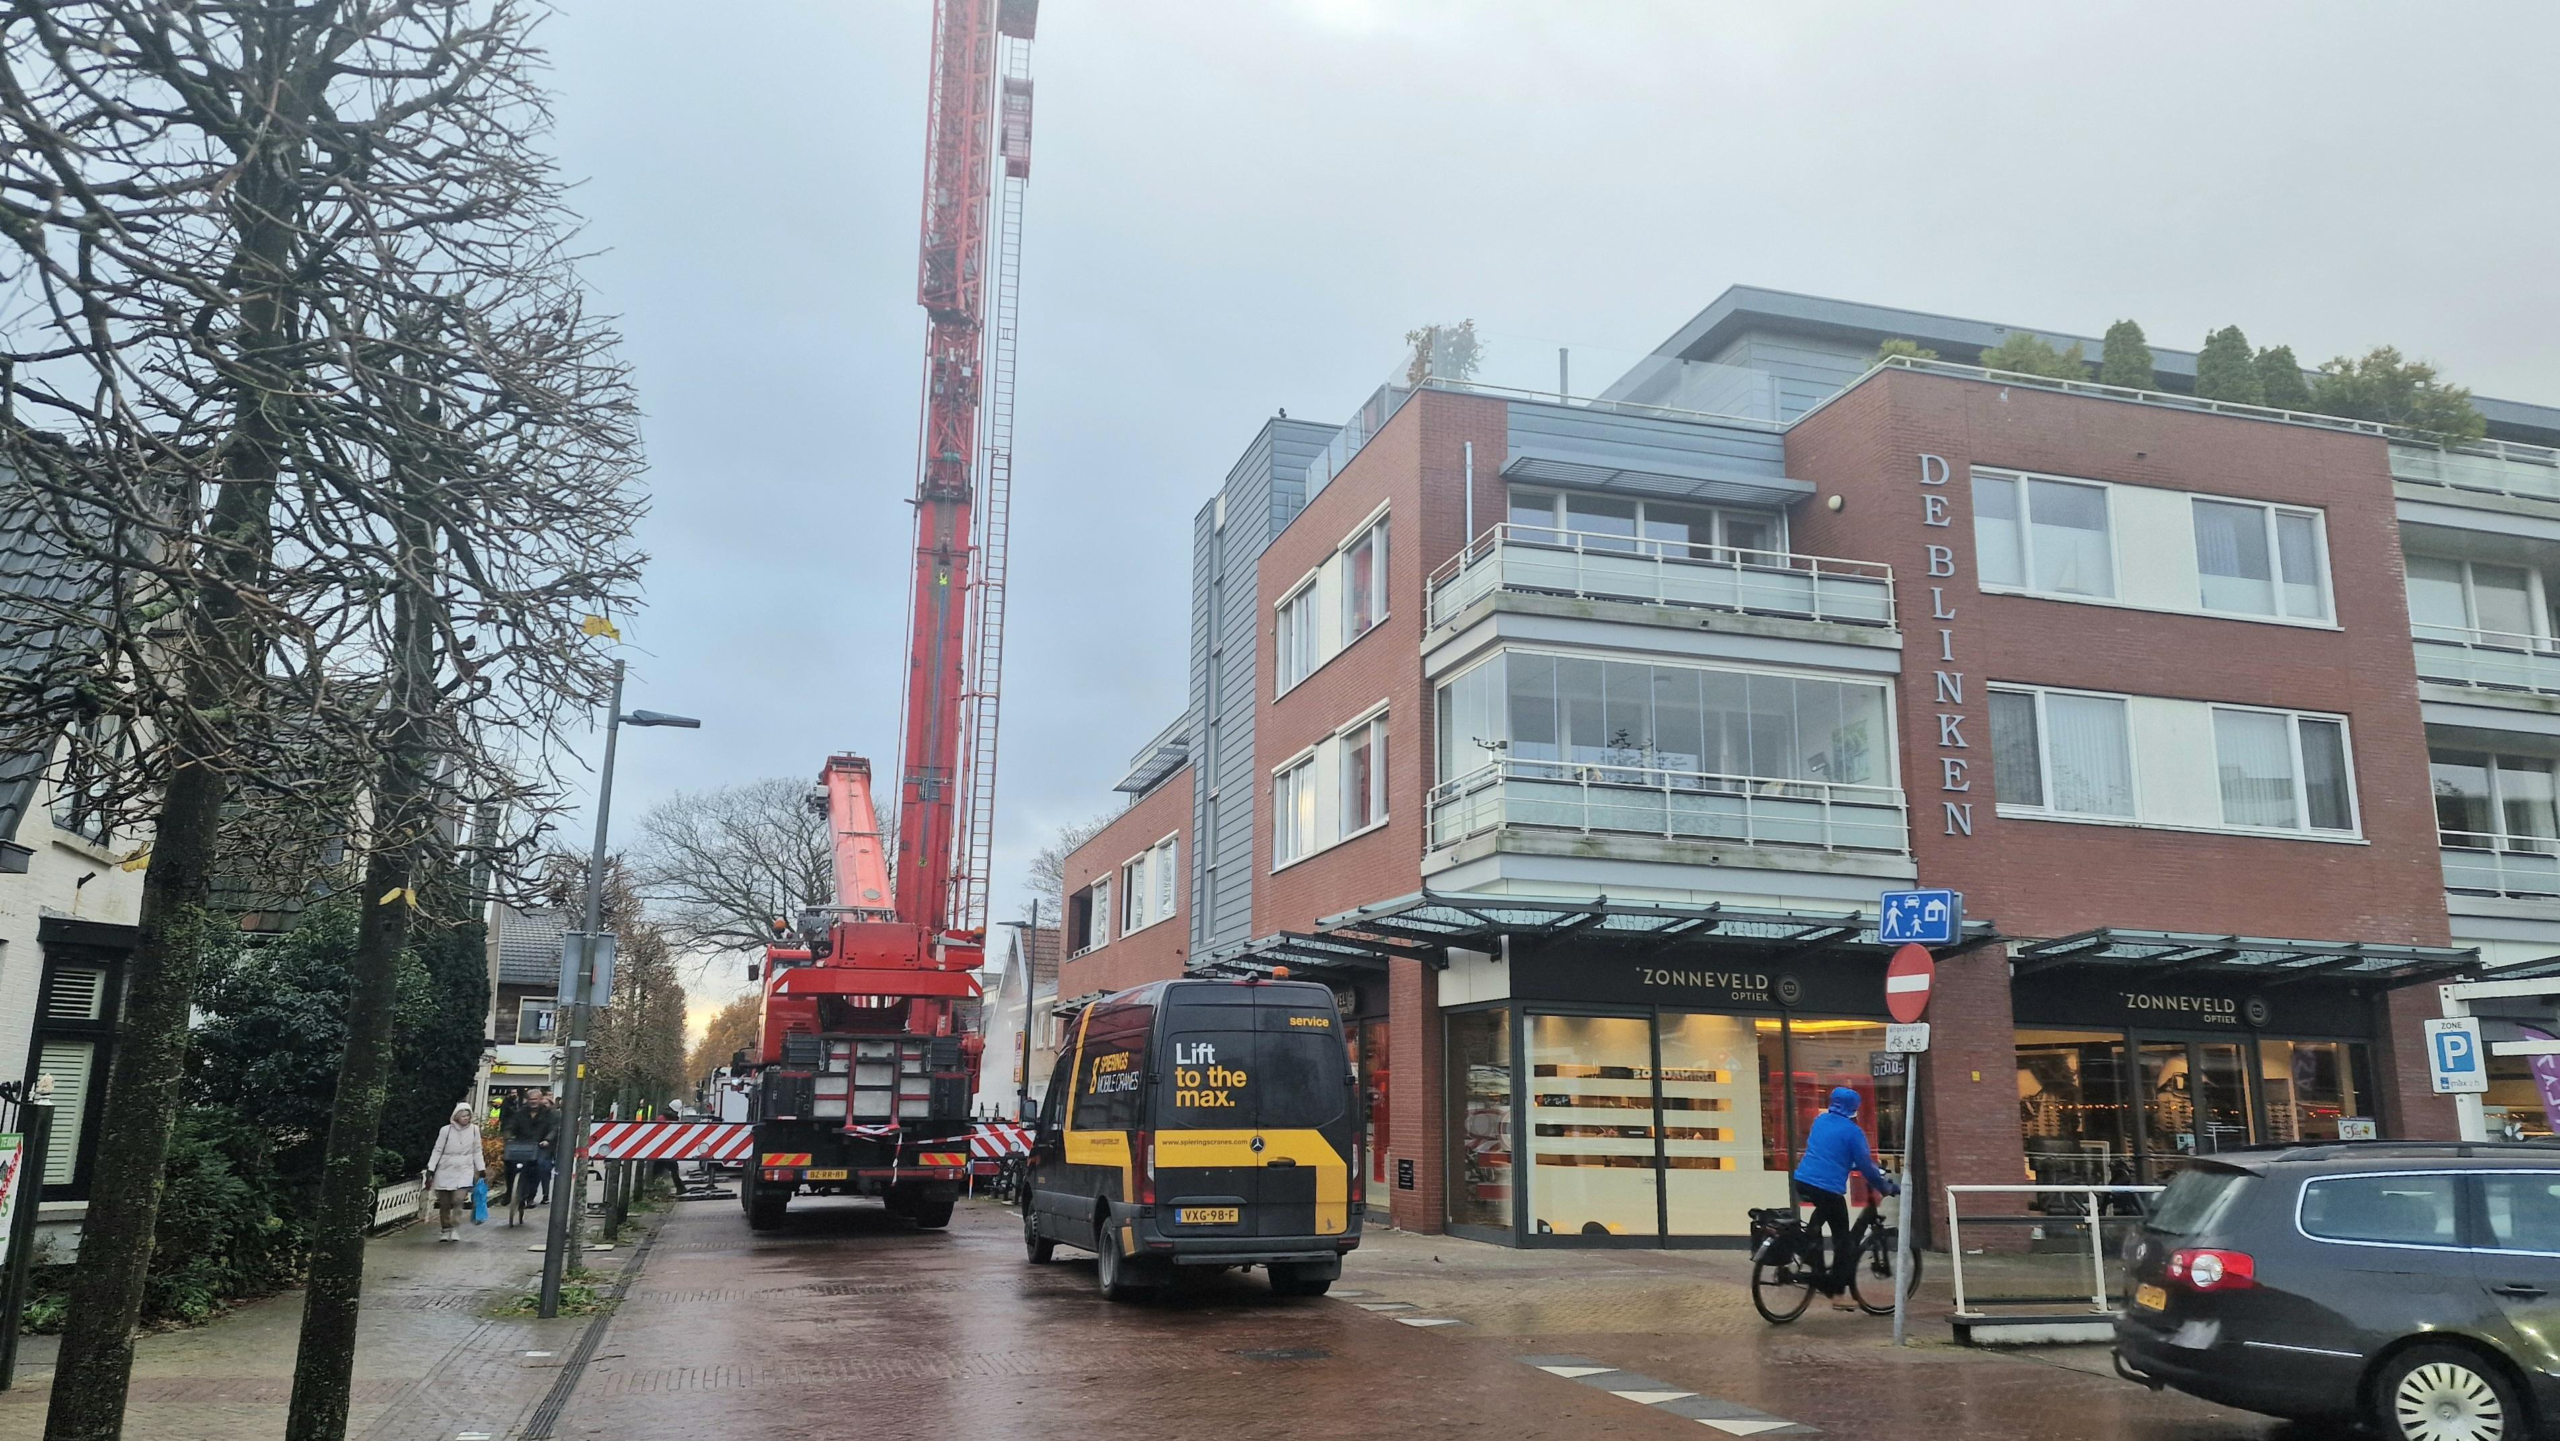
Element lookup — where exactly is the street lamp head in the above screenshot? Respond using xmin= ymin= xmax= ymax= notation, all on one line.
xmin=622 ymin=710 xmax=701 ymax=729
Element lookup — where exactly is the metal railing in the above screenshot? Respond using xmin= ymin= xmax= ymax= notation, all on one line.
xmin=1945 ymin=1184 xmax=2163 ymax=1319
xmin=1427 ymin=758 xmax=1908 ymax=855
xmin=2411 ymin=624 xmax=2560 ymax=694
xmin=370 ymin=1177 xmax=427 ymax=1233
xmin=2442 ymin=832 xmax=2560 ymax=899
xmin=1428 ymin=523 xmax=1895 ymax=630
xmin=2392 ymin=438 xmax=2560 ymax=503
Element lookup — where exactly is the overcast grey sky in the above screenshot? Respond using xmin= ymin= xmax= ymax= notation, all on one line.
xmin=533 ymin=0 xmax=2560 ymax=1004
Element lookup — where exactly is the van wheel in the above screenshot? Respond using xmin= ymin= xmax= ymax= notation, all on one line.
xmin=1268 ymin=1263 xmax=1332 ymax=1298
xmin=2375 ymin=1345 xmax=2522 ymax=1441
xmin=1095 ymin=1232 xmax=1155 ymax=1301
xmin=1025 ymin=1215 xmax=1056 ymax=1264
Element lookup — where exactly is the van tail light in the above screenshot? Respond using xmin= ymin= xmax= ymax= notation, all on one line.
xmin=1349 ymin=1150 xmax=1366 ymax=1206
xmin=2167 ymin=1248 xmax=2256 ymax=1291
xmin=1133 ymin=1130 xmax=1155 ymax=1206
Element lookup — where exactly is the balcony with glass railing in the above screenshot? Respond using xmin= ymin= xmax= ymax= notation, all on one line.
xmin=2412 ymin=623 xmax=2560 ymax=696
xmin=2391 ymin=439 xmax=2560 ymax=505
xmin=1427 ymin=758 xmax=1909 ymax=858
xmin=1427 ymin=523 xmax=1895 ymax=632
xmin=2442 ymin=831 xmax=2560 ymax=901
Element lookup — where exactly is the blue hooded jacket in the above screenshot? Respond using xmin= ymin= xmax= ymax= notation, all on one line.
xmin=1792 ymin=1086 xmax=1895 ymax=1195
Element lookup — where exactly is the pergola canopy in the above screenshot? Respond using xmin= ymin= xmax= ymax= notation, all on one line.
xmin=2009 ymin=928 xmax=2477 ymax=990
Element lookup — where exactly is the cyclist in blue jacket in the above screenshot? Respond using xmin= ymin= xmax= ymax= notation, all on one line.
xmin=1792 ymin=1085 xmax=1898 ymax=1309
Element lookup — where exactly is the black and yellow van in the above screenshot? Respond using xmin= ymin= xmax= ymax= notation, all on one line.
xmin=1021 ymin=977 xmax=1363 ymax=1299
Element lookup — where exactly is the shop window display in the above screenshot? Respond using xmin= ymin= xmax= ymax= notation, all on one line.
xmin=1446 ymin=1009 xmax=1513 ymax=1230
xmin=2015 ymin=1030 xmax=2135 ymax=1190
xmin=2255 ymin=1039 xmax=2374 ymax=1144
xmin=1659 ymin=1014 xmax=1789 ymax=1235
xmin=1783 ymin=1021 xmax=1908 ymax=1198
xmin=1527 ymin=1014 xmax=1661 ymax=1237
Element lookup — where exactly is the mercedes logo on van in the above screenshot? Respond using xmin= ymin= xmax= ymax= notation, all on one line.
xmin=1250 ymin=1135 xmax=1266 ymax=1154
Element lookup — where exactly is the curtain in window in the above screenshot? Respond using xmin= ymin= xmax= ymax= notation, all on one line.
xmin=2404 ymin=556 xmax=2471 ymax=637
xmin=2474 ymin=564 xmax=2534 ymax=640
xmin=2275 ymin=513 xmax=2328 ymax=620
xmin=2194 ymin=499 xmax=2275 ymax=615
xmin=2028 ymin=480 xmax=2114 ymax=598
xmin=2298 ymin=719 xmax=2353 ymax=831
xmin=2215 ymin=710 xmax=2299 ymax=828
xmin=1990 ymin=691 xmax=2044 ymax=808
xmin=2498 ymin=756 xmax=2559 ymax=853
xmin=1972 ymin=474 xmax=2024 ymax=588
xmin=2045 ymin=693 xmax=2133 ymax=816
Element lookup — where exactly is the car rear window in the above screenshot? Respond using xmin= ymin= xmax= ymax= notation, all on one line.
xmin=2147 ymin=1169 xmax=2250 ymax=1237
xmin=2300 ymin=1173 xmax=2460 ymax=1247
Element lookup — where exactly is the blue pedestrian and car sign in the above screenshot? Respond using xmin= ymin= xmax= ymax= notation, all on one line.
xmin=1878 ymin=888 xmax=1961 ymax=946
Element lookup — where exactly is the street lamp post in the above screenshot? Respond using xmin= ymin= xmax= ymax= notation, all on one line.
xmin=539 ymin=658 xmax=698 ymax=1320
xmin=999 ymin=900 xmax=1040 ymax=1122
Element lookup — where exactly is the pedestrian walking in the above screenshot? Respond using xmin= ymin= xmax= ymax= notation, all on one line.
xmin=425 ymin=1103 xmax=486 ymax=1242
xmin=520 ymin=1090 xmax=561 ymax=1205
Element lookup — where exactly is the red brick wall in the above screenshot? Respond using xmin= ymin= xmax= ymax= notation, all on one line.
xmin=1788 ymin=371 xmax=2456 ymax=1159
xmin=1250 ymin=389 xmax=1506 ymax=1234
xmin=1058 ymin=767 xmax=1194 ymax=997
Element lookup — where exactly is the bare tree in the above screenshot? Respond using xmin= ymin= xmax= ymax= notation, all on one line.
xmin=633 ymin=776 xmax=894 ymax=964
xmin=1026 ymin=811 xmax=1114 ymax=919
xmin=0 ymin=5 xmax=644 ymax=1436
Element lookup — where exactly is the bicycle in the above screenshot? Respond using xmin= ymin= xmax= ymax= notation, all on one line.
xmin=990 ymin=1152 xmax=1028 ymax=1204
xmin=1747 ymin=1192 xmax=1922 ymax=1322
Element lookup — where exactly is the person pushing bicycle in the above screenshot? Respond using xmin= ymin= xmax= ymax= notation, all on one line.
xmin=1792 ymin=1086 xmax=1898 ymax=1311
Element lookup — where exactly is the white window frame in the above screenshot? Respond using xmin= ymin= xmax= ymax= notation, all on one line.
xmin=2191 ymin=495 xmax=2334 ymax=622
xmin=1971 ymin=468 xmax=2120 ymax=603
xmin=2407 ymin=554 xmax=2553 ymax=647
xmin=1989 ymin=682 xmax=2364 ymax=842
xmin=1083 ymin=877 xmax=1111 ymax=953
xmin=2208 ymin=702 xmax=2361 ymax=836
xmin=2431 ymin=747 xmax=2560 ymax=854
xmin=1508 ymin=486 xmax=1787 ymax=557
xmin=1338 ymin=707 xmax=1389 ymax=841
xmin=1342 ymin=517 xmax=1388 ymax=647
xmin=1987 ymin=684 xmax=2140 ymax=823
xmin=1272 ymin=751 xmax=1318 ymax=870
xmin=1116 ymin=833 xmax=1180 ymax=936
xmin=1275 ymin=576 xmax=1319 ymax=695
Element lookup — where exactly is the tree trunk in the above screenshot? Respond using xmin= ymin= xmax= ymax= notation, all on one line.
xmin=43 ymin=102 xmax=300 ymax=1441
xmin=286 ymin=477 xmax=438 ymax=1441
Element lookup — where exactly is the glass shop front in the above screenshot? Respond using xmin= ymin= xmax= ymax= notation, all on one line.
xmin=2010 ymin=969 xmax=2383 ymax=1188
xmin=1443 ymin=945 xmax=1908 ymax=1247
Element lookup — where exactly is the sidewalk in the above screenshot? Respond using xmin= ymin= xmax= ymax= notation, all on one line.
xmin=0 ymin=1204 xmax=649 ymax=1441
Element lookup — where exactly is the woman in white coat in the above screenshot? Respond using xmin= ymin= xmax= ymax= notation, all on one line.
xmin=423 ymin=1103 xmax=485 ymax=1241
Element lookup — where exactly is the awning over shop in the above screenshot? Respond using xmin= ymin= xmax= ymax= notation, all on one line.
xmin=1191 ymin=890 xmax=1999 ymax=980
xmin=2009 ymin=928 xmax=2478 ymax=990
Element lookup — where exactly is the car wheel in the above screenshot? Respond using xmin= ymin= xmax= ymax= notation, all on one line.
xmin=2376 ymin=1345 xmax=2523 ymax=1441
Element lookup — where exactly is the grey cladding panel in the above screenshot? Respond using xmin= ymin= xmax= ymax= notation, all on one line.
xmin=1508 ymin=402 xmax=1788 ymax=481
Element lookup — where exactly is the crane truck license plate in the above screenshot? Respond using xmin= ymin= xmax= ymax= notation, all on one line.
xmin=1178 ymin=1206 xmax=1240 ymax=1225
xmin=804 ymin=1168 xmax=848 ymax=1181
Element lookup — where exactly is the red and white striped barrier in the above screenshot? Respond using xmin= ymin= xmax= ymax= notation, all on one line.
xmin=585 ymin=1120 xmax=754 ymax=1161
xmin=970 ymin=1122 xmax=1032 ymax=1158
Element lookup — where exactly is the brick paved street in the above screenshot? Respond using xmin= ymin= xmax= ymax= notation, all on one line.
xmin=0 ymin=1194 xmax=2332 ymax=1440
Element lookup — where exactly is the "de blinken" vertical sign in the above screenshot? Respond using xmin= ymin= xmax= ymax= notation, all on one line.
xmin=1916 ymin=454 xmax=1971 ymax=837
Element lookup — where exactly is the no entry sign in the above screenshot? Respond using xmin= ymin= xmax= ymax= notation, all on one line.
xmin=1886 ymin=943 xmax=1935 ymax=1024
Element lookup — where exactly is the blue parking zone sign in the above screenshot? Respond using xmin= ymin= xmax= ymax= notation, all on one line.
xmin=2425 ymin=1017 xmax=2489 ymax=1095
xmin=1878 ymin=889 xmax=1960 ymax=946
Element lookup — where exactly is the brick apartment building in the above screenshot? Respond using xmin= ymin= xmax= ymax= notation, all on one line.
xmin=1053 ymin=286 xmax=2560 ymax=1248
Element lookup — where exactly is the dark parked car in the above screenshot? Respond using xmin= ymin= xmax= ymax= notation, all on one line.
xmin=2115 ymin=1142 xmax=2560 ymax=1441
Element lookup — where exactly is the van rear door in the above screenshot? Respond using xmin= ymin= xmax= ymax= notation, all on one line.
xmin=1155 ymin=982 xmax=1353 ymax=1240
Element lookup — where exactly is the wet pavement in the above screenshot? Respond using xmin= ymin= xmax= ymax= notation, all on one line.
xmin=553 ymin=1194 xmax=2319 ymax=1441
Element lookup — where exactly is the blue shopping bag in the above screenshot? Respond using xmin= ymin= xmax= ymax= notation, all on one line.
xmin=471 ymin=1176 xmax=489 ymax=1224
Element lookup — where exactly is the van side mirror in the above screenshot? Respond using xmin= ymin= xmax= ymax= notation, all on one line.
xmin=745 ymin=963 xmax=762 ymax=982
xmin=732 ymin=1048 xmax=752 ymax=1071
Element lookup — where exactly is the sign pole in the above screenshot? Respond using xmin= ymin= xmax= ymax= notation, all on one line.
xmin=1893 ymin=1051 xmax=1921 ymax=1347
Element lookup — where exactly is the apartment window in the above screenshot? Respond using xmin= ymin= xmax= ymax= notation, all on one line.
xmin=1509 ymin=488 xmax=1782 ymax=559
xmin=1276 ymin=582 xmax=1319 ymax=692
xmin=1343 ymin=519 xmax=1388 ymax=644
xmin=1972 ymin=470 xmax=2114 ymax=599
xmin=1430 ymin=651 xmax=1891 ymax=788
xmin=2407 ymin=555 xmax=2547 ymax=643
xmin=515 ymin=998 xmax=559 ymax=1045
xmin=2213 ymin=708 xmax=2355 ymax=833
xmin=1273 ymin=756 xmax=1317 ymax=866
xmin=1988 ymin=687 xmax=2134 ymax=818
xmin=1341 ymin=714 xmax=1387 ymax=835
xmin=1086 ymin=878 xmax=1111 ymax=950
xmin=1118 ymin=835 xmax=1179 ymax=934
xmin=2434 ymin=749 xmax=2560 ymax=853
xmin=2193 ymin=498 xmax=2331 ymax=621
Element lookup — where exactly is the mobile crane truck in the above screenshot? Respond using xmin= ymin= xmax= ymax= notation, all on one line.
xmin=734 ymin=0 xmax=1040 ymax=1232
